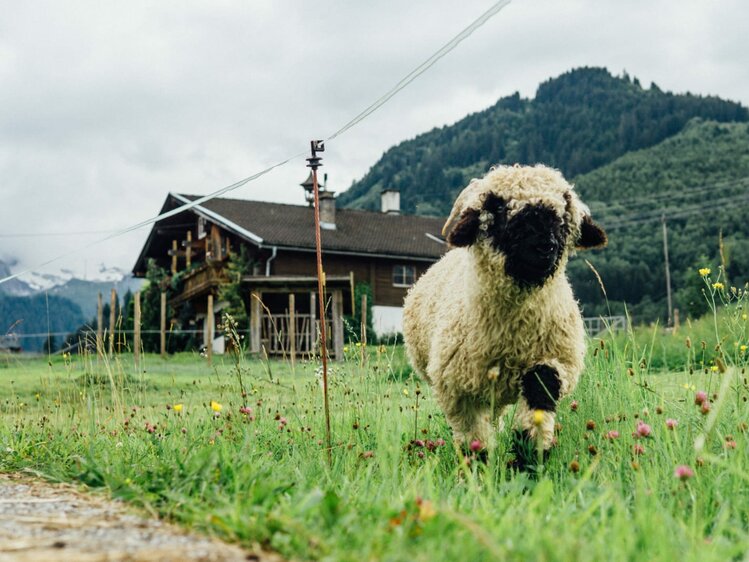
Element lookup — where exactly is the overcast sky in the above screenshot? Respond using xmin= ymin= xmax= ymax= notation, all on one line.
xmin=1 ymin=0 xmax=747 ymax=281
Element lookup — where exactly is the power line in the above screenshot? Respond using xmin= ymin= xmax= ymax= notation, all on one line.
xmin=0 ymin=0 xmax=513 ymax=288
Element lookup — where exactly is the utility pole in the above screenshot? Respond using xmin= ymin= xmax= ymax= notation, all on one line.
xmin=662 ymin=214 xmax=673 ymax=327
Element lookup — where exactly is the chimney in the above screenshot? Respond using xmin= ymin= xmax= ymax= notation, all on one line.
xmin=381 ymin=189 xmax=400 ymax=215
xmin=319 ymin=190 xmax=337 ymax=230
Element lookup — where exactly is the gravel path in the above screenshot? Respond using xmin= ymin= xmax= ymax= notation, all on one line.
xmin=0 ymin=474 xmax=281 ymax=562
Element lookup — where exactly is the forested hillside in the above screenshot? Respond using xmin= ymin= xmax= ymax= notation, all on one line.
xmin=0 ymin=294 xmax=84 ymax=352
xmin=339 ymin=67 xmax=749 ymax=324
xmin=338 ymin=67 xmax=747 ymax=217
xmin=569 ymin=119 xmax=749 ymax=322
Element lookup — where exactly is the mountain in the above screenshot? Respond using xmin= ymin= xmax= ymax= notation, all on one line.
xmin=338 ymin=67 xmax=748 ymax=216
xmin=568 ymin=119 xmax=749 ymax=322
xmin=0 ymin=259 xmax=145 ymax=352
xmin=0 ymin=260 xmax=35 ymax=296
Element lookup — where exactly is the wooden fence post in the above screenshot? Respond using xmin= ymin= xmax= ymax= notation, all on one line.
xmin=96 ymin=292 xmax=103 ymax=355
xmin=332 ymin=290 xmax=344 ymax=360
xmin=108 ymin=288 xmax=117 ymax=354
xmin=250 ymin=291 xmax=261 ymax=353
xmin=361 ymin=293 xmax=367 ymax=364
xmin=186 ymin=230 xmax=192 ymax=269
xmin=207 ymin=294 xmax=214 ymax=366
xmin=288 ymin=293 xmax=296 ymax=370
xmin=134 ymin=291 xmax=141 ymax=369
xmin=309 ymin=292 xmax=317 ymax=356
xmin=171 ymin=240 xmax=178 ymax=274
xmin=160 ymin=291 xmax=167 ymax=358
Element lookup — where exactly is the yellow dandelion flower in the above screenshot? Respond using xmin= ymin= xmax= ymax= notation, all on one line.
xmin=682 ymin=383 xmax=696 ymax=391
xmin=210 ymin=400 xmax=223 ymax=412
xmin=743 ymin=314 xmax=748 ymax=321
xmin=173 ymin=404 xmax=183 ymax=413
xmin=712 ymin=282 xmax=724 ymax=290
xmin=741 ymin=345 xmax=748 ymax=353
xmin=698 ymin=268 xmax=711 ymax=276
xmin=402 ymin=388 xmax=409 ymax=397
xmin=533 ymin=410 xmax=545 ymax=426
xmin=343 ymin=346 xmax=349 ymax=353
xmin=710 ymin=365 xmax=719 ymax=372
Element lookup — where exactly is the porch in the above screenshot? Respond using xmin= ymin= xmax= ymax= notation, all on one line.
xmin=243 ymin=274 xmax=354 ymax=360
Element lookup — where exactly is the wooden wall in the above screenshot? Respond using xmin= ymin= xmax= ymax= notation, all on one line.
xmin=271 ymin=251 xmax=433 ymax=307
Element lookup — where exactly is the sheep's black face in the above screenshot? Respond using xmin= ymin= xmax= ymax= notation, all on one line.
xmin=447 ymin=193 xmax=570 ymax=287
xmin=497 ymin=205 xmax=565 ymax=288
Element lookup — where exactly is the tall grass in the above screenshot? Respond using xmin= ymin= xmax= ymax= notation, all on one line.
xmin=0 ymin=284 xmax=747 ymax=561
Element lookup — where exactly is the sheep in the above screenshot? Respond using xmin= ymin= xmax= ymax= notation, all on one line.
xmin=403 ymin=164 xmax=606 ymax=466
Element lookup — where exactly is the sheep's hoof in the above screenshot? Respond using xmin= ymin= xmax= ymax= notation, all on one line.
xmin=508 ymin=430 xmax=550 ymax=473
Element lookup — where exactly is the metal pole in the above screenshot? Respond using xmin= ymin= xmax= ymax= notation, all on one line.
xmin=309 ymin=139 xmax=332 ymax=466
xmin=662 ymin=214 xmax=673 ymax=327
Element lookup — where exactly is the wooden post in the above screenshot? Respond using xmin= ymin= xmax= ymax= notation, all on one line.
xmin=361 ymin=293 xmax=367 ymax=364
xmin=134 ymin=291 xmax=141 ymax=369
xmin=207 ymin=293 xmax=214 ymax=366
xmin=160 ymin=291 xmax=167 ymax=358
xmin=288 ymin=293 xmax=296 ymax=370
xmin=250 ymin=291 xmax=261 ymax=353
xmin=96 ymin=292 xmax=103 ymax=355
xmin=310 ymin=292 xmax=317 ymax=355
xmin=186 ymin=230 xmax=192 ymax=269
xmin=108 ymin=288 xmax=117 ymax=354
xmin=332 ymin=290 xmax=344 ymax=360
xmin=171 ymin=239 xmax=178 ymax=274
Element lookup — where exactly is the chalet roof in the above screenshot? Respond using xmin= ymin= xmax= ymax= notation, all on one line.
xmin=175 ymin=193 xmax=446 ymax=260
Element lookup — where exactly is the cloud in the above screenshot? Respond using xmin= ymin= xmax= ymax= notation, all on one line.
xmin=1 ymin=0 xmax=747 ymax=278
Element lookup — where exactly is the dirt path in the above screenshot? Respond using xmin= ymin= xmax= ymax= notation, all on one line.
xmin=0 ymin=474 xmax=281 ymax=562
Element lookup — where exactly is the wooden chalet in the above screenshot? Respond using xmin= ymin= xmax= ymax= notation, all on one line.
xmin=132 ymin=177 xmax=446 ymax=358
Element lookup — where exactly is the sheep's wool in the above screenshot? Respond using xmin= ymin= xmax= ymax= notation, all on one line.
xmin=403 ymin=164 xmax=601 ymax=451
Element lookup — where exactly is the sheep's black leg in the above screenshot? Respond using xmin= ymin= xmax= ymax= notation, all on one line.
xmin=520 ymin=364 xmax=561 ymax=412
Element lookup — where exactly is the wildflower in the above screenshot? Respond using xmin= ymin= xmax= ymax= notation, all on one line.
xmin=173 ymin=404 xmax=183 ymax=413
xmin=605 ymin=430 xmax=620 ymax=440
xmin=587 ymin=445 xmax=598 ymax=456
xmin=435 ymin=438 xmax=446 ymax=447
xmin=569 ymin=459 xmax=580 ymax=473
xmin=710 ymin=365 xmax=719 ymax=373
xmin=469 ymin=439 xmax=483 ymax=452
xmin=586 ymin=420 xmax=596 ymax=430
xmin=712 ymin=282 xmax=724 ymax=290
xmin=633 ymin=443 xmax=645 ymax=455
xmin=743 ymin=314 xmax=748 ymax=321
xmin=570 ymin=400 xmax=579 ymax=412
xmin=700 ymin=401 xmax=711 ymax=415
xmin=694 ymin=391 xmax=708 ymax=405
xmin=682 ymin=383 xmax=696 ymax=391
xmin=343 ymin=346 xmax=349 ymax=353
xmin=666 ymin=419 xmax=678 ymax=430
xmin=418 ymin=499 xmax=437 ymax=521
xmin=533 ymin=410 xmax=545 ymax=426
xmin=210 ymin=401 xmax=222 ymax=412
xmin=402 ymin=388 xmax=409 ymax=397
xmin=674 ymin=465 xmax=694 ymax=480
xmin=239 ymin=406 xmax=252 ymax=416
xmin=698 ymin=268 xmax=711 ymax=277
xmin=413 ymin=439 xmax=425 ymax=448
xmin=361 ymin=450 xmax=374 ymax=459
xmin=740 ymin=345 xmax=747 ymax=353
xmin=635 ymin=421 xmax=652 ymax=438
xmin=725 ymin=440 xmax=737 ymax=450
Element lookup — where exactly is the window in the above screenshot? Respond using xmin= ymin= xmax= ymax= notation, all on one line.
xmin=393 ymin=265 xmax=416 ymax=287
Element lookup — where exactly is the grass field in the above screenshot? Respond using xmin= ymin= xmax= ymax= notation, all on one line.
xmin=1 ymin=306 xmax=748 ymax=561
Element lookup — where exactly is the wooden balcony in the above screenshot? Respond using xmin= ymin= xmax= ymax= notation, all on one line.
xmin=170 ymin=263 xmax=227 ymax=305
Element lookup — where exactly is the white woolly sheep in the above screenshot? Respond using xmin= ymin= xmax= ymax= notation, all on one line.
xmin=403 ymin=164 xmax=606 ymax=467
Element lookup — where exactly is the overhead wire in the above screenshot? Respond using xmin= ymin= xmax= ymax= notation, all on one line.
xmin=0 ymin=0 xmax=513 ymax=288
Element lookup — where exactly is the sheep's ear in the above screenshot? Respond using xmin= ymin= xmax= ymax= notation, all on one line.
xmin=576 ymin=215 xmax=607 ymax=250
xmin=447 ymin=208 xmax=481 ymax=247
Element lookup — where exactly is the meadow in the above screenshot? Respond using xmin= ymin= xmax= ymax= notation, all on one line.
xmin=0 ymin=282 xmax=748 ymax=561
